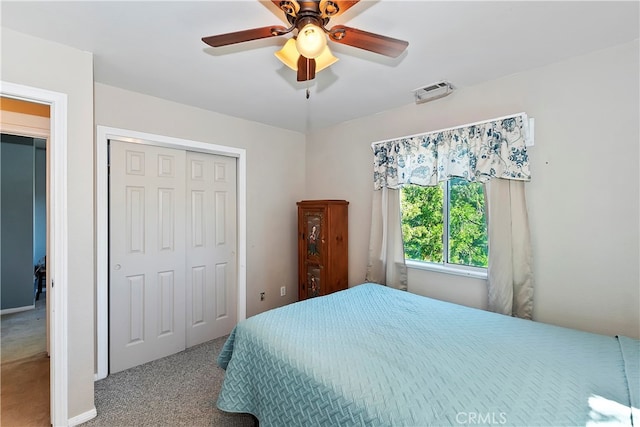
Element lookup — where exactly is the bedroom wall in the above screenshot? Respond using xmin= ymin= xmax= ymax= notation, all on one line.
xmin=34 ymin=146 xmax=46 ymax=266
xmin=1 ymin=27 xmax=96 ymax=419
xmin=94 ymin=83 xmax=306 ymax=318
xmin=0 ymin=137 xmax=34 ymax=310
xmin=305 ymin=40 xmax=640 ymax=340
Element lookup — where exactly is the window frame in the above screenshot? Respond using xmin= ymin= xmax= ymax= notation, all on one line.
xmin=402 ymin=180 xmax=488 ymax=279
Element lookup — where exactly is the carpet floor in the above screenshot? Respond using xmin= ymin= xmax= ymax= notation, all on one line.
xmin=83 ymin=335 xmax=256 ymax=427
xmin=1 ymin=294 xmax=50 ymax=427
xmin=1 ymin=295 xmax=47 ymax=363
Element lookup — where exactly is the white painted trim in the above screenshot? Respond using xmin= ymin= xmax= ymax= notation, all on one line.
xmin=1 ymin=81 xmax=69 ymax=427
xmin=67 ymin=407 xmax=97 ymax=427
xmin=236 ymin=151 xmax=247 ymax=322
xmin=95 ymin=125 xmax=247 ymax=380
xmin=406 ymin=260 xmax=488 ymax=280
xmin=0 ymin=304 xmax=36 ymax=315
xmin=95 ymin=126 xmax=109 ymax=381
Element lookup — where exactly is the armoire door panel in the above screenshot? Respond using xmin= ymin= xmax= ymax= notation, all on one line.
xmin=304 ymin=211 xmax=323 ymax=261
xmin=306 ymin=264 xmax=322 ymax=298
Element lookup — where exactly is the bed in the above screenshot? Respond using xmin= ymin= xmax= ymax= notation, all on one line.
xmin=216 ymin=283 xmax=639 ymax=426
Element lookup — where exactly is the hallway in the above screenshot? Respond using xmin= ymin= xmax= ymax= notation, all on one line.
xmin=1 ymin=294 xmax=49 ymax=426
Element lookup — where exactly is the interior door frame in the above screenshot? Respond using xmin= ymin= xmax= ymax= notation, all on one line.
xmin=95 ymin=126 xmax=247 ymax=379
xmin=1 ymin=81 xmax=69 ymax=426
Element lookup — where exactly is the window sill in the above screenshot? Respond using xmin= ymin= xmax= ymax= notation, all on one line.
xmin=406 ymin=260 xmax=488 ymax=280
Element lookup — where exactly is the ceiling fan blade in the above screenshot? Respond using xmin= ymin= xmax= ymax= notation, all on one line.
xmin=297 ymin=56 xmax=316 ymax=81
xmin=202 ymin=25 xmax=288 ymax=48
xmin=328 ymin=25 xmax=408 ymax=58
xmin=320 ymin=0 xmax=360 ymax=18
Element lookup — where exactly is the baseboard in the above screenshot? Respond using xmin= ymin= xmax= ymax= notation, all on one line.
xmin=1 ymin=304 xmax=35 ymax=315
xmin=68 ymin=407 xmax=97 ymax=427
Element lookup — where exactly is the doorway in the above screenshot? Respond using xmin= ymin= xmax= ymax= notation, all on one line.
xmin=0 ymin=83 xmax=70 ymax=426
xmin=96 ymin=126 xmax=247 ymax=378
xmin=0 ymin=131 xmax=49 ymax=426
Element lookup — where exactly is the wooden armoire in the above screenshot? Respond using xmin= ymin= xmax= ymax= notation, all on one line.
xmin=297 ymin=200 xmax=348 ymax=300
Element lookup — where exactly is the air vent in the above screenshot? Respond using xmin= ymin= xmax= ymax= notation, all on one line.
xmin=412 ymin=81 xmax=454 ymax=104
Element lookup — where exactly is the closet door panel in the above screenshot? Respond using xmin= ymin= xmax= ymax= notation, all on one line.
xmin=109 ymin=140 xmax=186 ymax=373
xmin=186 ymin=152 xmax=237 ymax=347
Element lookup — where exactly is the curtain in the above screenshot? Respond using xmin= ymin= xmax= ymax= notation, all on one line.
xmin=368 ymin=113 xmax=533 ymax=318
xmin=373 ymin=114 xmax=531 ymax=190
xmin=485 ymin=179 xmax=534 ymax=318
xmin=365 ymin=187 xmax=408 ymax=290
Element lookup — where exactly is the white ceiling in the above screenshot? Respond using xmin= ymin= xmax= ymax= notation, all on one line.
xmin=2 ymin=1 xmax=638 ymax=133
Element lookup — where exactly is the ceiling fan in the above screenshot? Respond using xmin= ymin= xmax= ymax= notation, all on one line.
xmin=202 ymin=0 xmax=409 ymax=82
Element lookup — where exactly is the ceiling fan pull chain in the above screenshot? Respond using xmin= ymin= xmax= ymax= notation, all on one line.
xmin=306 ymin=58 xmax=311 ymax=99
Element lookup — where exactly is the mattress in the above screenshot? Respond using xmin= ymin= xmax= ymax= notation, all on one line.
xmin=217 ymin=283 xmax=639 ymax=426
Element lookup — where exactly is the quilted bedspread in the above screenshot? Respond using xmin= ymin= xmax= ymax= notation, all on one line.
xmin=217 ymin=283 xmax=639 ymax=426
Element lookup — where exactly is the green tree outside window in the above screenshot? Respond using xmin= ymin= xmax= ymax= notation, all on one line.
xmin=401 ymin=178 xmax=488 ymax=269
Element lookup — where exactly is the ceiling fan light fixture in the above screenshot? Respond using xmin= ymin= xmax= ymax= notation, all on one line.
xmin=315 ymin=45 xmax=339 ymax=72
xmin=274 ymin=38 xmax=299 ymax=70
xmin=275 ymin=39 xmax=338 ymax=73
xmin=295 ymin=23 xmax=327 ymax=59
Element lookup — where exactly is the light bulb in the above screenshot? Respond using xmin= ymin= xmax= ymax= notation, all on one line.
xmin=295 ymin=23 xmax=327 ymax=59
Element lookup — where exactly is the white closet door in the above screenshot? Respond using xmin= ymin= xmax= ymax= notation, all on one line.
xmin=109 ymin=140 xmax=187 ymax=373
xmin=186 ymin=152 xmax=237 ymax=347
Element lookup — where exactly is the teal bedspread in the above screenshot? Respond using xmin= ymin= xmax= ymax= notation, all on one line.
xmin=217 ymin=283 xmax=639 ymax=426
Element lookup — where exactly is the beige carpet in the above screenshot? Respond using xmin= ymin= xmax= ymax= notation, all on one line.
xmin=84 ymin=335 xmax=256 ymax=427
xmin=1 ymin=295 xmax=50 ymax=426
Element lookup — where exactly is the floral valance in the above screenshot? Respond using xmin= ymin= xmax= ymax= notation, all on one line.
xmin=372 ymin=113 xmax=532 ymax=190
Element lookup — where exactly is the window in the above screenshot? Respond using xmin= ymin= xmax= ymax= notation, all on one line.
xmin=400 ymin=178 xmax=488 ymax=275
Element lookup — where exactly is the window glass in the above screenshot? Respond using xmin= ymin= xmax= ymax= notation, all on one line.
xmin=447 ymin=178 xmax=488 ymax=268
xmin=401 ymin=179 xmax=488 ymax=269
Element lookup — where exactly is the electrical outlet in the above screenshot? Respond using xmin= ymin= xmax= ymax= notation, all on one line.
xmin=280 ymin=286 xmax=286 ymax=297
xmin=260 ymin=292 xmax=265 ymax=301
